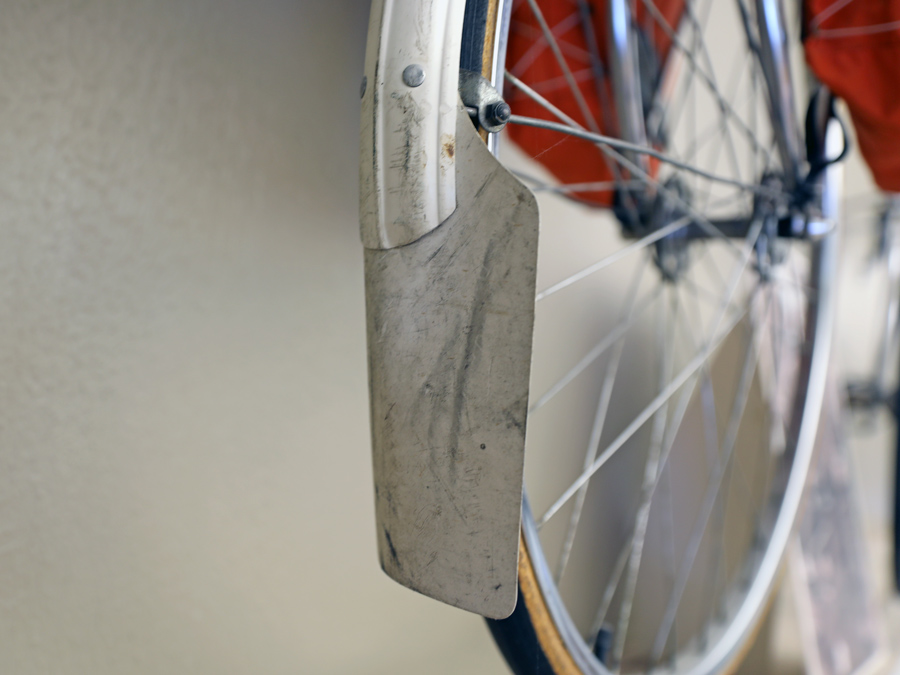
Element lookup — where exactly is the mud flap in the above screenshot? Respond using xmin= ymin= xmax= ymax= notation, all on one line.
xmin=363 ymin=104 xmax=539 ymax=619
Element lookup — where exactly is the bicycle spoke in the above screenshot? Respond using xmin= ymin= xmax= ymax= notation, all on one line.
xmin=575 ymin=0 xmax=617 ymax=133
xmin=523 ymin=67 xmax=596 ymax=96
xmin=531 ymin=282 xmax=662 ymax=413
xmin=585 ymin=282 xmax=764 ymax=652
xmin=640 ymin=0 xmax=776 ymax=169
xmin=808 ymin=0 xmax=855 ymax=30
xmin=508 ymin=115 xmax=774 ymax=197
xmin=679 ymin=275 xmax=736 ymax=314
xmin=589 ymin=530 xmax=634 ymax=645
xmin=554 ymin=257 xmax=650 ymax=582
xmin=504 ymin=67 xmax=642 ymax=217
xmin=505 ymin=69 xmax=588 ymax=131
xmin=536 ymin=307 xmax=738 ymax=528
xmin=677 ymin=275 xmax=729 ymax=649
xmin=812 ymin=19 xmax=900 ymax=39
xmin=649 ymin=288 xmax=775 ymax=662
xmin=661 ymin=460 xmax=679 ymax=665
xmin=536 ymin=216 xmax=693 ymax=302
xmin=693 ymin=57 xmax=753 ymax=211
xmin=685 ymin=1 xmax=747 ymax=191
xmin=484 ymin=0 xmax=830 ymax=668
xmin=522 ymin=0 xmax=603 ymax=133
xmin=611 ymin=285 xmax=678 ymax=668
xmin=538 ymin=217 xmax=764 ymax=528
xmin=661 ymin=0 xmax=714 ymax=156
xmin=510 ymin=13 xmax=590 ymax=77
xmin=512 ymin=170 xmax=643 ymax=194
xmin=749 ymin=26 xmax=760 ymax=181
xmin=505 ymin=69 xmax=761 ymax=249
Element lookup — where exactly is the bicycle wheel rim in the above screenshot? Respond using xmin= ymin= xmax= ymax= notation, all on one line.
xmin=466 ymin=0 xmax=838 ymax=673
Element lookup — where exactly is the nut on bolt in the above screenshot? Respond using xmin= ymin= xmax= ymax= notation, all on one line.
xmin=486 ymin=101 xmax=511 ymax=127
xmin=458 ymin=69 xmax=511 ymax=133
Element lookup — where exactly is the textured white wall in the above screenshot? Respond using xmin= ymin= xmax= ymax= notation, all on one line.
xmin=0 ymin=2 xmax=503 ymax=673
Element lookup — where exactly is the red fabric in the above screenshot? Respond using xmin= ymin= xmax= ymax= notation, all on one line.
xmin=505 ymin=0 xmax=684 ymax=205
xmin=507 ymin=1 xmax=900 ymax=199
xmin=804 ymin=0 xmax=900 ymax=192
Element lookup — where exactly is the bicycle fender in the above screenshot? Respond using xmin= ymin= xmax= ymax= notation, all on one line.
xmin=359 ymin=0 xmax=466 ymax=249
xmin=363 ymin=104 xmax=539 ymax=619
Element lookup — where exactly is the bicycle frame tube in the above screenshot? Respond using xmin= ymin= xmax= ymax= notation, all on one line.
xmin=607 ymin=0 xmax=651 ymax=175
xmin=754 ymin=0 xmax=803 ymax=189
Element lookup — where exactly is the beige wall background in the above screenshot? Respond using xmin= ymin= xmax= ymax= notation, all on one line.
xmin=0 ymin=2 xmax=506 ymax=673
xmin=0 ymin=1 xmax=892 ymax=674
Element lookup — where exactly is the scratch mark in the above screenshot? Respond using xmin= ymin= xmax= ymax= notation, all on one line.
xmin=383 ymin=526 xmax=400 ymax=569
xmin=504 ymin=409 xmax=525 ymax=434
xmin=425 ymin=240 xmax=447 ymax=264
xmin=425 ymin=462 xmax=469 ymax=523
xmin=445 ymin=239 xmax=496 ymax=478
xmin=472 ymin=170 xmax=500 ymax=203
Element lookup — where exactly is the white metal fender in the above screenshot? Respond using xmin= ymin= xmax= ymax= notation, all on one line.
xmin=362 ymin=99 xmax=540 ymax=618
xmin=359 ymin=0 xmax=465 ymax=249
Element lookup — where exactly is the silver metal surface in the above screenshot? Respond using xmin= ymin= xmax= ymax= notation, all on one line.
xmin=506 ymin=115 xmax=775 ymax=196
xmin=364 ymin=102 xmax=539 ymax=619
xmin=754 ymin=0 xmax=803 ymax=188
xmin=358 ymin=0 xmax=466 ymax=249
xmin=487 ymin=0 xmax=514 ymax=156
xmin=670 ymin=98 xmax=839 ymax=675
xmin=514 ymin=7 xmax=839 ymax=668
xmin=607 ymin=0 xmax=650 ymax=176
xmin=521 ymin=213 xmax=834 ymax=672
xmin=402 ymin=63 xmax=425 ymax=87
xmin=489 ymin=0 xmax=513 ymax=91
xmin=459 ymin=69 xmax=510 ymax=133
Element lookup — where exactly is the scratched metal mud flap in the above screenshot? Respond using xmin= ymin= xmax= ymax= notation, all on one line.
xmin=789 ymin=377 xmax=887 ymax=675
xmin=363 ymin=103 xmax=539 ymax=619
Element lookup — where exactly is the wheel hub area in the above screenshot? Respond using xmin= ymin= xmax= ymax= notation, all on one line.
xmin=612 ymin=171 xmax=803 ymax=282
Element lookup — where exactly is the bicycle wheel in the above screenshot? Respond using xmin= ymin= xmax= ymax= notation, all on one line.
xmin=457 ymin=1 xmax=836 ymax=673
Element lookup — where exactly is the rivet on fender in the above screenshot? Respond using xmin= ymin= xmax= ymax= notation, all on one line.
xmin=402 ymin=64 xmax=425 ymax=88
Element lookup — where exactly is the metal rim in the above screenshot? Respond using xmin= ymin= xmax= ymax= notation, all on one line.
xmin=469 ymin=0 xmax=838 ymax=672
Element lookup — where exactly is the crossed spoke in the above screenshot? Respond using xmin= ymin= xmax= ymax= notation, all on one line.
xmin=501 ymin=0 xmax=821 ymax=669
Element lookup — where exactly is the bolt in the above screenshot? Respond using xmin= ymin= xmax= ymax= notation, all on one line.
xmin=402 ymin=64 xmax=425 ymax=88
xmin=360 ymin=76 xmax=367 ymax=98
xmin=486 ymin=101 xmax=511 ymax=126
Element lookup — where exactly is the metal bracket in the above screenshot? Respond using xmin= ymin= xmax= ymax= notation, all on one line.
xmin=458 ymin=69 xmax=511 ymax=134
